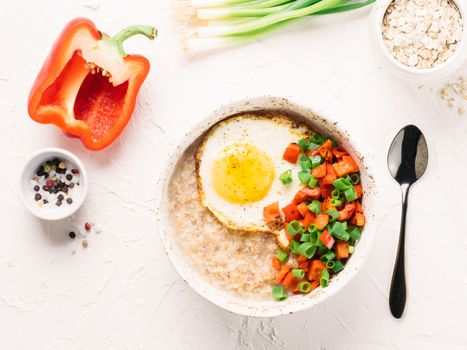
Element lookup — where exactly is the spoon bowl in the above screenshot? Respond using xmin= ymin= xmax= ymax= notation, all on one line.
xmin=387 ymin=125 xmax=428 ymax=318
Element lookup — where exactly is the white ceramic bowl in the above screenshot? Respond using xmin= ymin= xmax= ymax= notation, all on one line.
xmin=156 ymin=96 xmax=376 ymax=317
xmin=370 ymin=0 xmax=467 ymax=83
xmin=19 ymin=148 xmax=88 ymax=221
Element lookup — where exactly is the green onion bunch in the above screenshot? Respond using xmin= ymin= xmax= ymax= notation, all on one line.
xmin=175 ymin=0 xmax=376 ymax=53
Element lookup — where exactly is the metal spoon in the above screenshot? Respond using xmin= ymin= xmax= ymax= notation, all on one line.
xmin=387 ymin=125 xmax=428 ymax=318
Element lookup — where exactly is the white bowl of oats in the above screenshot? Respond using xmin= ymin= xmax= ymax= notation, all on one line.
xmin=372 ymin=0 xmax=466 ymax=82
xmin=156 ymin=96 xmax=377 ymax=316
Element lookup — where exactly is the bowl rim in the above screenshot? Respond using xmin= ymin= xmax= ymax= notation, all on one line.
xmin=155 ymin=96 xmax=377 ymax=317
xmin=19 ymin=147 xmax=89 ymax=221
xmin=372 ymin=0 xmax=466 ymax=76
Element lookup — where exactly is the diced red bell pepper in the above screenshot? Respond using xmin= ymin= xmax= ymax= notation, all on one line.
xmin=271 ymin=257 xmax=282 ymax=271
xmin=319 ymin=184 xmax=333 ymax=199
xmin=333 ymin=156 xmax=359 ymax=177
xmin=309 ymin=280 xmax=320 ymax=292
xmin=293 ymin=187 xmax=320 ymax=204
xmin=335 ymin=241 xmax=349 ymax=259
xmin=282 ymin=143 xmax=300 ymax=163
xmin=354 ymin=184 xmax=363 ymax=199
xmin=296 ymin=202 xmax=310 ymax=217
xmin=263 ymin=202 xmax=282 ymax=226
xmin=282 ymin=203 xmax=301 ymax=221
xmin=312 ymin=163 xmax=327 ymax=178
xmin=350 ymin=212 xmax=365 ymax=227
xmin=308 ymin=260 xmax=326 ymax=281
xmin=281 ymin=271 xmax=295 ymax=288
xmin=322 ymin=163 xmax=338 ymax=185
xmin=301 ymin=212 xmax=315 ymax=228
xmin=332 ymin=146 xmax=348 ymax=159
xmin=314 ymin=214 xmax=329 ymax=230
xmin=338 ymin=202 xmax=356 ymax=221
xmin=318 ymin=140 xmax=333 ymax=162
xmin=319 ymin=230 xmax=335 ymax=249
xmin=298 ymin=261 xmax=309 ymax=272
xmin=321 ymin=198 xmax=336 ymax=212
xmin=275 ymin=265 xmax=291 ymax=283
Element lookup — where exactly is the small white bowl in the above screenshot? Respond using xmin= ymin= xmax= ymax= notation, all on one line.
xmin=370 ymin=0 xmax=467 ymax=83
xmin=19 ymin=148 xmax=88 ymax=221
xmin=156 ymin=96 xmax=377 ymax=317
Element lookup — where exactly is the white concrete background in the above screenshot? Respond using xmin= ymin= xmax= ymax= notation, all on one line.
xmin=1 ymin=0 xmax=466 ymax=349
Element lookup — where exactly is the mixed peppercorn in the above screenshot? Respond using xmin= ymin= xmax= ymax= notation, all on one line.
xmin=31 ymin=158 xmax=80 ymax=207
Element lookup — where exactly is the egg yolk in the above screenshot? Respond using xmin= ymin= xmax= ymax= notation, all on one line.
xmin=212 ymin=143 xmax=275 ymax=204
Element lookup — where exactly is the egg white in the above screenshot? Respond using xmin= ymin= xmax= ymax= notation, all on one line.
xmin=196 ymin=114 xmax=311 ymax=233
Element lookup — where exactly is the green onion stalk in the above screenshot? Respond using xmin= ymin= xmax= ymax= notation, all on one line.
xmin=175 ymin=0 xmax=376 ymax=53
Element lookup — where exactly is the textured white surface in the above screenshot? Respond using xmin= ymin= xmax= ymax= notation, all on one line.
xmin=1 ymin=0 xmax=467 ymax=349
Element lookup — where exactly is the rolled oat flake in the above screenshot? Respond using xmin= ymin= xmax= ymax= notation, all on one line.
xmin=382 ymin=0 xmax=463 ymax=69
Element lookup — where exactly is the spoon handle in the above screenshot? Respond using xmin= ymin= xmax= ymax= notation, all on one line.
xmin=389 ymin=183 xmax=410 ymax=318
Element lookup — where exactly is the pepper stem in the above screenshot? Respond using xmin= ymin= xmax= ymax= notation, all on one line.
xmin=105 ymin=25 xmax=157 ymax=57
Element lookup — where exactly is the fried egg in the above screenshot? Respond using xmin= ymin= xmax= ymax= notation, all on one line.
xmin=196 ymin=114 xmax=311 ymax=232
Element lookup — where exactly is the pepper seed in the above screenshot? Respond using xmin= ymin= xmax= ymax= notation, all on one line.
xmin=34 ymin=193 xmax=42 ymax=201
xmin=34 ymin=185 xmax=40 ymax=192
xmin=69 ymin=231 xmax=76 ymax=239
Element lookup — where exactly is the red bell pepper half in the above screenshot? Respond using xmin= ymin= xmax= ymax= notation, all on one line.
xmin=28 ymin=18 xmax=157 ymax=150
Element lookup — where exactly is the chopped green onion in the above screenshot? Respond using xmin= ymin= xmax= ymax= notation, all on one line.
xmin=290 ymin=240 xmax=300 ymax=253
xmin=320 ymin=269 xmax=330 ymax=287
xmin=297 ymin=281 xmax=312 ymax=293
xmin=272 ymin=285 xmax=287 ymax=301
xmin=298 ymin=138 xmax=310 ymax=151
xmin=332 ymin=260 xmax=345 ymax=273
xmin=310 ymin=155 xmax=323 ymax=168
xmin=330 ymin=198 xmax=343 ymax=207
xmin=299 ymin=155 xmax=312 ymax=170
xmin=292 ymin=268 xmax=305 ymax=278
xmin=321 ymin=250 xmax=336 ymax=263
xmin=307 ymin=223 xmax=318 ymax=234
xmin=298 ymin=170 xmax=312 ymax=184
xmin=309 ymin=230 xmax=319 ymax=245
xmin=331 ymin=189 xmax=340 ymax=199
xmin=275 ymin=250 xmax=288 ymax=263
xmin=308 ymin=142 xmax=320 ymax=150
xmin=330 ymin=221 xmax=350 ymax=241
xmin=295 ymin=242 xmax=317 ymax=259
xmin=348 ymin=227 xmax=362 ymax=241
xmin=286 ymin=220 xmax=303 ymax=236
xmin=326 ymin=260 xmax=336 ymax=269
xmin=332 ymin=177 xmax=352 ymax=190
xmin=307 ymin=200 xmax=321 ymax=215
xmin=330 ymin=138 xmax=338 ymax=147
xmin=326 ymin=209 xmax=339 ymax=222
xmin=350 ymin=173 xmax=360 ymax=184
xmin=300 ymin=233 xmax=311 ymax=242
xmin=279 ymin=169 xmax=293 ymax=185
xmin=309 ymin=133 xmax=325 ymax=145
xmin=344 ymin=186 xmax=357 ymax=202
xmin=308 ymin=176 xmax=318 ymax=188
xmin=349 ymin=245 xmax=355 ymax=254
